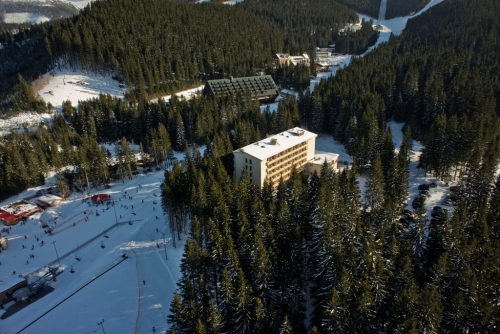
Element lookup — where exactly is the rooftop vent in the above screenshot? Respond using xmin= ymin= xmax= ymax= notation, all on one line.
xmin=270 ymin=138 xmax=278 ymax=145
xmin=297 ymin=130 xmax=305 ymax=136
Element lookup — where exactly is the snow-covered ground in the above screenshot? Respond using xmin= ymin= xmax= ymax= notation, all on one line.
xmin=152 ymin=85 xmax=205 ymax=103
xmin=37 ymin=65 xmax=125 ymax=111
xmin=0 ymin=149 xmax=195 ymax=333
xmin=0 ymin=112 xmax=53 ymax=137
xmin=387 ymin=121 xmax=455 ymax=221
xmin=223 ymin=0 xmax=244 ymax=5
xmin=65 ymin=0 xmax=93 ymax=9
xmin=3 ymin=12 xmax=50 ymax=24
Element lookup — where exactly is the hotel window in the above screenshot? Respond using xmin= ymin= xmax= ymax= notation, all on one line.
xmin=250 ymin=166 xmax=252 ymax=171
xmin=250 ymin=173 xmax=252 ymax=177
xmin=250 ymin=159 xmax=252 ymax=164
xmin=245 ymin=158 xmax=248 ymax=163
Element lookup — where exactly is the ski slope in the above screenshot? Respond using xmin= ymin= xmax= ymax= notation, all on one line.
xmin=37 ymin=64 xmax=125 ymax=112
xmin=0 ymin=151 xmax=190 ymax=333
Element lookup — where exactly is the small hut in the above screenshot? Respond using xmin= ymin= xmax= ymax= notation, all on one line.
xmin=91 ymin=194 xmax=109 ymax=203
xmin=36 ymin=195 xmax=63 ymax=208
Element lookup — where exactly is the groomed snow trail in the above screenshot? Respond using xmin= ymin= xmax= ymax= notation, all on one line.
xmin=378 ymin=0 xmax=387 ymax=21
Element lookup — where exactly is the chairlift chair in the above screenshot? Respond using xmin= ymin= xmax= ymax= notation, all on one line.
xmin=101 ymin=242 xmax=106 ymax=249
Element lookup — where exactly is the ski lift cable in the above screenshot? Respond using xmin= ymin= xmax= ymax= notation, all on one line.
xmin=66 ymin=193 xmax=157 ymax=269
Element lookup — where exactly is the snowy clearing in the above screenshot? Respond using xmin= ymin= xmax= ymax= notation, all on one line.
xmin=152 ymin=85 xmax=205 ymax=103
xmin=0 ymin=112 xmax=53 ymax=137
xmin=3 ymin=12 xmax=50 ymax=24
xmin=37 ymin=65 xmax=125 ymax=111
xmin=65 ymin=0 xmax=93 ymax=9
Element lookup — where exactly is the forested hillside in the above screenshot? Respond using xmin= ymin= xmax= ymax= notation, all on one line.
xmin=333 ymin=0 xmax=429 ymax=19
xmin=0 ymin=0 xmax=359 ymax=104
xmin=302 ymin=0 xmax=500 ymax=178
xmin=163 ymin=0 xmax=500 ymax=333
xmin=0 ymin=90 xmax=301 ymax=200
xmin=332 ymin=0 xmax=381 ymax=18
xmin=386 ymin=0 xmax=430 ymax=19
xmin=334 ymin=19 xmax=379 ymax=54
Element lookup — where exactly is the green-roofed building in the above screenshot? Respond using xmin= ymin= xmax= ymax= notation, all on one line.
xmin=205 ymin=75 xmax=279 ymax=104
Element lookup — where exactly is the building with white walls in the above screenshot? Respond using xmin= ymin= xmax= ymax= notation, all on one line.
xmin=233 ymin=127 xmax=318 ymax=187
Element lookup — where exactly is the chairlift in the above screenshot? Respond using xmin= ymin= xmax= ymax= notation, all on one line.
xmin=132 ymin=212 xmax=136 ymax=215
xmin=128 ymin=221 xmax=133 ymax=225
xmin=70 ymin=266 xmax=75 ymax=273
xmin=75 ymin=254 xmax=81 ymax=261
xmin=101 ymin=242 xmax=106 ymax=249
xmin=104 ymin=234 xmax=109 ymax=238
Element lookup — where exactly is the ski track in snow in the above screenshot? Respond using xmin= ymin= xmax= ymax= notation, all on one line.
xmin=0 ymin=1 xmax=450 ymax=332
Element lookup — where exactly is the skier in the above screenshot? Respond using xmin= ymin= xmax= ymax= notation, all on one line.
xmin=156 ymin=228 xmax=158 ymax=233
xmin=24 ymin=235 xmax=27 ymax=239
xmin=143 ymin=280 xmax=146 ymax=285
xmin=156 ymin=216 xmax=158 ymax=219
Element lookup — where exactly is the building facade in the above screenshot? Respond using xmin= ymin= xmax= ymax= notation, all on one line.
xmin=233 ymin=128 xmax=317 ymax=187
xmin=274 ymin=53 xmax=310 ymax=66
xmin=306 ymin=153 xmax=340 ymax=175
xmin=205 ymin=75 xmax=279 ymax=104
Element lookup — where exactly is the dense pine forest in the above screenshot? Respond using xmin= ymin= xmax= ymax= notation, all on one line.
xmin=0 ymin=90 xmax=301 ymax=200
xmin=161 ymin=0 xmax=500 ymax=333
xmin=0 ymin=0 xmax=360 ymax=106
xmin=0 ymin=0 xmax=499 ymax=332
xmin=334 ymin=19 xmax=379 ymax=54
xmin=333 ymin=0 xmax=429 ymax=19
xmin=301 ymin=0 xmax=500 ymax=178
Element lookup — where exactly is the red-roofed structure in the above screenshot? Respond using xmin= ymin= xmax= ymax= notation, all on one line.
xmin=91 ymin=194 xmax=109 ymax=202
xmin=0 ymin=200 xmax=42 ymax=226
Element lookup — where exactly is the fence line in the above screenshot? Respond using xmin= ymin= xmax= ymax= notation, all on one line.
xmin=47 ymin=211 xmax=84 ymax=233
xmin=50 ymin=211 xmax=93 ymax=236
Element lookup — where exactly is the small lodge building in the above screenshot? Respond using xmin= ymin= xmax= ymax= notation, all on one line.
xmin=315 ymin=62 xmax=331 ymax=72
xmin=36 ymin=195 xmax=63 ymax=208
xmin=273 ymin=53 xmax=310 ymax=66
xmin=0 ymin=201 xmax=42 ymax=226
xmin=306 ymin=153 xmax=340 ymax=175
xmin=205 ymin=75 xmax=279 ymax=104
xmin=0 ymin=276 xmax=27 ymax=306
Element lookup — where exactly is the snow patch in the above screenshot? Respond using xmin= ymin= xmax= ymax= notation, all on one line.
xmin=37 ymin=64 xmax=125 ymax=111
xmin=0 ymin=112 xmax=53 ymax=137
xmin=4 ymin=12 xmax=50 ymax=24
xmin=152 ymin=85 xmax=205 ymax=104
xmin=66 ymin=0 xmax=93 ymax=9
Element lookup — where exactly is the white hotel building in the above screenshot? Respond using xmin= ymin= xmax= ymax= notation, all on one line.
xmin=233 ymin=127 xmax=339 ymax=187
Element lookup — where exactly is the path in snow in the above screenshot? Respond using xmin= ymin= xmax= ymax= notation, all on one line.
xmin=378 ymin=0 xmax=387 ymax=21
